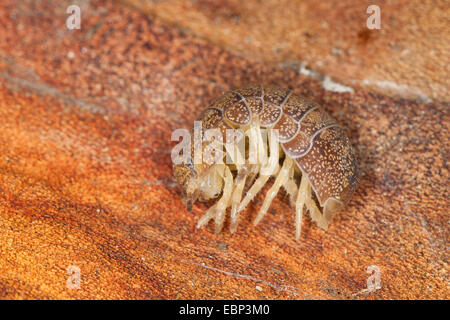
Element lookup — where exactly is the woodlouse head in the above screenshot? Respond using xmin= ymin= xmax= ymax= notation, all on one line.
xmin=173 ymin=161 xmax=223 ymax=211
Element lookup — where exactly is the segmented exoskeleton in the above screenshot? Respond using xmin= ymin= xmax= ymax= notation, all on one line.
xmin=173 ymin=85 xmax=358 ymax=239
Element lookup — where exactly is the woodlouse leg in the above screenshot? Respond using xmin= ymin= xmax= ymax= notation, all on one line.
xmin=243 ymin=164 xmax=259 ymax=191
xmin=236 ymin=174 xmax=270 ymax=216
xmin=213 ymin=165 xmax=234 ymax=233
xmin=230 ymin=165 xmax=250 ymax=233
xmin=196 ymin=165 xmax=234 ymax=233
xmin=242 ymin=120 xmax=264 ymax=190
xmin=304 ymin=183 xmax=329 ymax=230
xmin=215 ymin=166 xmax=233 ymax=233
xmin=282 ymin=164 xmax=298 ymax=207
xmin=254 ymin=122 xmax=268 ymax=166
xmin=236 ymin=128 xmax=279 ymax=214
xmin=196 ymin=203 xmax=218 ymax=229
xmin=196 ymin=165 xmax=223 ymax=228
xmin=295 ymin=174 xmax=309 ymax=239
xmin=254 ymin=157 xmax=293 ymax=226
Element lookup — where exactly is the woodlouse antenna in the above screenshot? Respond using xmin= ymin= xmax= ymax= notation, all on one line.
xmin=186 ymin=198 xmax=193 ymax=213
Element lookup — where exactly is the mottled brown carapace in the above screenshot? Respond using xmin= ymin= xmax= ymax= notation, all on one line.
xmin=173 ymin=85 xmax=358 ymax=239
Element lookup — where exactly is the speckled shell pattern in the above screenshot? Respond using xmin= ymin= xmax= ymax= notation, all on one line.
xmin=199 ymin=85 xmax=358 ymax=207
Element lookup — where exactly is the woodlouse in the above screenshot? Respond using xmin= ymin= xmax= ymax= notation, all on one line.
xmin=173 ymin=85 xmax=358 ymax=239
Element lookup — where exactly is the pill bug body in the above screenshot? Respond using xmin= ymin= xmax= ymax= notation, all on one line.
xmin=173 ymin=85 xmax=358 ymax=239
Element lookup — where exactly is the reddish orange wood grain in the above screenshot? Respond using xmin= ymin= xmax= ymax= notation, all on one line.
xmin=0 ymin=0 xmax=448 ymax=299
xmin=125 ymin=0 xmax=450 ymax=103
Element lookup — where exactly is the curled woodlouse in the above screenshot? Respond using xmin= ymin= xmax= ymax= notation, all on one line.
xmin=173 ymin=85 xmax=358 ymax=239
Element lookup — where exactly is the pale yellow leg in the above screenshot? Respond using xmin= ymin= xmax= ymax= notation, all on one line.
xmin=230 ymin=165 xmax=250 ymax=233
xmin=259 ymin=129 xmax=279 ymax=176
xmin=213 ymin=165 xmax=234 ymax=233
xmin=282 ymin=165 xmax=298 ymax=207
xmin=243 ymin=164 xmax=259 ymax=192
xmin=295 ymin=174 xmax=309 ymax=239
xmin=304 ymin=182 xmax=329 ymax=230
xmin=236 ymin=128 xmax=279 ymax=214
xmin=237 ymin=173 xmax=270 ymax=214
xmin=196 ymin=203 xmax=218 ymax=229
xmin=254 ymin=157 xmax=294 ymax=226
xmin=196 ymin=165 xmax=234 ymax=233
xmin=255 ymin=122 xmax=268 ymax=166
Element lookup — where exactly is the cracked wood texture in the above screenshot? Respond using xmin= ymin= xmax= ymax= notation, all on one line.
xmin=0 ymin=0 xmax=448 ymax=299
